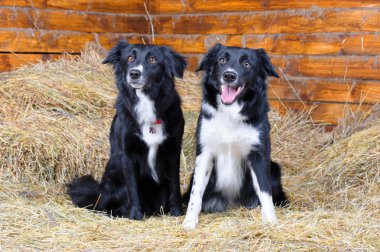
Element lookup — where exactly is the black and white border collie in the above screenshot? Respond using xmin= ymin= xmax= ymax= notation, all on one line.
xmin=182 ymin=44 xmax=288 ymax=229
xmin=68 ymin=40 xmax=187 ymax=220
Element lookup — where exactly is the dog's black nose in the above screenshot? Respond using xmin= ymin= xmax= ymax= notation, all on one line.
xmin=129 ymin=69 xmax=141 ymax=79
xmin=223 ymin=71 xmax=237 ymax=83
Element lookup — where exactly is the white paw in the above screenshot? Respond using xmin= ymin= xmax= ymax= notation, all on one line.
xmin=262 ymin=213 xmax=278 ymax=224
xmin=261 ymin=205 xmax=278 ymax=224
xmin=182 ymin=217 xmax=198 ymax=230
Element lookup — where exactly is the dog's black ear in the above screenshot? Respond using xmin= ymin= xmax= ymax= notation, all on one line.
xmin=255 ymin=48 xmax=279 ymax=78
xmin=161 ymin=47 xmax=187 ymax=78
xmin=102 ymin=40 xmax=130 ymax=65
xmin=196 ymin=43 xmax=223 ymax=72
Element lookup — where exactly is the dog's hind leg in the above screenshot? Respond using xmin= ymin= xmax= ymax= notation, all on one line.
xmin=182 ymin=150 xmax=213 ymax=229
xmin=202 ymin=192 xmax=227 ymax=213
xmin=239 ymin=172 xmax=260 ymax=209
xmin=248 ymin=153 xmax=277 ymax=224
xmin=270 ymin=161 xmax=289 ymax=207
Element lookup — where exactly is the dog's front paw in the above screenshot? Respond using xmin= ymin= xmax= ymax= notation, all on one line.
xmin=182 ymin=216 xmax=198 ymax=230
xmin=129 ymin=207 xmax=143 ymax=220
xmin=170 ymin=207 xmax=184 ymax=217
xmin=262 ymin=213 xmax=278 ymax=225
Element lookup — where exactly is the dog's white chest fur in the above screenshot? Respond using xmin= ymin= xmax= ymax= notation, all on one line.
xmin=135 ymin=90 xmax=166 ymax=182
xmin=200 ymin=101 xmax=261 ymax=198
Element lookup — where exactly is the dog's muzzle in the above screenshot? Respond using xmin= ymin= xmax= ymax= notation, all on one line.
xmin=127 ymin=68 xmax=145 ymax=89
xmin=219 ymin=70 xmax=245 ymax=105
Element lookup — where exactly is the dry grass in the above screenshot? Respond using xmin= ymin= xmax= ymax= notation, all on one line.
xmin=0 ymin=44 xmax=114 ymax=183
xmin=1 ymin=45 xmax=379 ymax=251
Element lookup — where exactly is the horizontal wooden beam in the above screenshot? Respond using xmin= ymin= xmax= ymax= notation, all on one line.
xmin=268 ymin=78 xmax=380 ymax=104
xmin=0 ymin=8 xmax=149 ymax=34
xmin=0 ymin=30 xmax=149 ymax=53
xmin=0 ymin=0 xmax=147 ymax=14
xmin=150 ymin=0 xmax=380 ymax=14
xmin=0 ymin=30 xmax=95 ymax=53
xmin=246 ymin=33 xmax=380 ymax=56
xmin=3 ymin=31 xmax=380 ymax=57
xmin=127 ymin=33 xmax=380 ymax=55
xmin=153 ymin=9 xmax=380 ymax=35
xmin=273 ymin=56 xmax=380 ymax=80
xmin=0 ymin=53 xmax=60 ymax=71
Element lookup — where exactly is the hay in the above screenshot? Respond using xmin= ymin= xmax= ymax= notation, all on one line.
xmin=1 ymin=45 xmax=379 ymax=251
xmin=305 ymin=121 xmax=380 ymax=211
xmin=0 ymin=44 xmax=114 ymax=183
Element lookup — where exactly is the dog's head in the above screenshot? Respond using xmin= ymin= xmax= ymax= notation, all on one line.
xmin=102 ymin=40 xmax=187 ymax=91
xmin=197 ymin=43 xmax=279 ymax=105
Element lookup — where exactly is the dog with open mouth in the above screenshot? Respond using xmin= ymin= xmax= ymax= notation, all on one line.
xmin=182 ymin=44 xmax=288 ymax=229
xmin=67 ymin=40 xmax=187 ymax=220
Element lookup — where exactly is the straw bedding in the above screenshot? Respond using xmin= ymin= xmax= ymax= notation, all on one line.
xmin=1 ymin=45 xmax=379 ymax=251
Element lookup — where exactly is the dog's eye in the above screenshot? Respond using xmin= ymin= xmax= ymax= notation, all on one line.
xmin=148 ymin=56 xmax=157 ymax=64
xmin=127 ymin=55 xmax=135 ymax=62
xmin=242 ymin=61 xmax=251 ymax=68
xmin=218 ymin=58 xmax=226 ymax=65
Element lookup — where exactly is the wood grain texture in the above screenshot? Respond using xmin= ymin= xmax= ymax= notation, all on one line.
xmin=151 ymin=0 xmax=380 ymax=14
xmin=148 ymin=35 xmax=206 ymax=54
xmin=95 ymin=34 xmax=242 ymax=54
xmin=268 ymin=78 xmax=380 ymax=104
xmin=148 ymin=34 xmax=243 ymax=53
xmin=102 ymin=33 xmax=380 ymax=55
xmin=0 ymin=0 xmax=47 ymax=8
xmin=0 ymin=8 xmax=149 ymax=33
xmin=0 ymin=30 xmax=157 ymax=53
xmin=98 ymin=34 xmax=205 ymax=53
xmin=0 ymin=53 xmax=60 ymax=71
xmin=274 ymin=56 xmax=380 ymax=80
xmin=269 ymin=100 xmax=370 ymax=124
xmin=246 ymin=34 xmax=380 ymax=55
xmin=96 ymin=34 xmax=146 ymax=49
xmin=153 ymin=9 xmax=380 ymax=35
xmin=0 ymin=0 xmax=147 ymax=14
xmin=0 ymin=30 xmax=95 ymax=53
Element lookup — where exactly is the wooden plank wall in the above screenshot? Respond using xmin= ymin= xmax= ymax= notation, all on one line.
xmin=146 ymin=0 xmax=380 ymax=125
xmin=0 ymin=0 xmax=150 ymax=69
xmin=1 ymin=0 xmax=379 ymax=124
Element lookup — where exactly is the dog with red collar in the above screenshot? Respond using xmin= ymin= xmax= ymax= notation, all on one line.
xmin=68 ymin=40 xmax=187 ymax=219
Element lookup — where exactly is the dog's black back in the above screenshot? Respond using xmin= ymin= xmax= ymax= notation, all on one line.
xmin=68 ymin=41 xmax=186 ymax=219
xmin=183 ymin=44 xmax=288 ymax=228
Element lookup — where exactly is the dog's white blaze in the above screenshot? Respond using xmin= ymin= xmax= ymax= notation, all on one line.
xmin=135 ymin=90 xmax=166 ymax=183
xmin=249 ymin=166 xmax=277 ymax=223
xmin=127 ymin=64 xmax=145 ymax=86
xmin=134 ymin=65 xmax=143 ymax=71
xmin=183 ymin=150 xmax=213 ymax=229
xmin=200 ymin=99 xmax=260 ymax=199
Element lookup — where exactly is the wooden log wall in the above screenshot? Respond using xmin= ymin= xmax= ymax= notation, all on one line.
xmin=1 ymin=0 xmax=379 ymax=124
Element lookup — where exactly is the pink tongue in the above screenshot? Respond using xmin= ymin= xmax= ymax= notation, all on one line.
xmin=220 ymin=85 xmax=237 ymax=103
